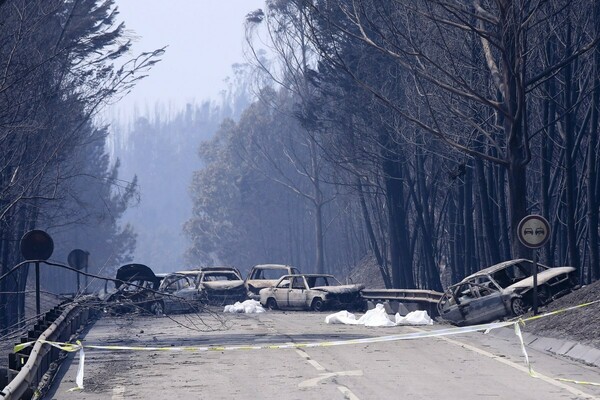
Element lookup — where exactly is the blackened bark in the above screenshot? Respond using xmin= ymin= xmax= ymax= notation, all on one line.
xmin=357 ymin=178 xmax=391 ymax=288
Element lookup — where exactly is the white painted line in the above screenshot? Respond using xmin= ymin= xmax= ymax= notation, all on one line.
xmin=295 ymin=349 xmax=325 ymax=371
xmin=295 ymin=349 xmax=310 ymax=359
xmin=338 ymin=385 xmax=361 ymax=400
xmin=307 ymin=359 xmax=326 ymax=371
xmin=407 ymin=327 xmax=600 ymax=400
xmin=299 ymin=370 xmax=363 ymax=388
xmin=112 ymin=386 xmax=125 ymax=400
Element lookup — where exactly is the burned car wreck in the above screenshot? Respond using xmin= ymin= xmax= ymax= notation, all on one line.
xmin=153 ymin=271 xmax=200 ymax=314
xmin=245 ymin=264 xmax=300 ymax=300
xmin=194 ymin=267 xmax=247 ymax=305
xmin=259 ymin=274 xmax=365 ymax=311
xmin=104 ymin=263 xmax=162 ymax=315
xmin=437 ymin=259 xmax=578 ymax=326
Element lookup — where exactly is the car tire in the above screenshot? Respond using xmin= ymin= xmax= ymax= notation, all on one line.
xmin=510 ymin=297 xmax=528 ymax=316
xmin=152 ymin=301 xmax=164 ymax=316
xmin=311 ymin=298 xmax=324 ymax=312
xmin=266 ymin=298 xmax=278 ymax=310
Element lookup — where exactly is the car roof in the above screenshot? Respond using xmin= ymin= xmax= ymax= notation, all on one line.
xmin=168 ymin=271 xmax=198 ymax=276
xmin=461 ymin=259 xmax=533 ymax=281
xmin=251 ymin=264 xmax=296 ymax=270
xmin=280 ymin=273 xmax=334 ymax=279
xmin=202 ymin=269 xmax=240 ymax=274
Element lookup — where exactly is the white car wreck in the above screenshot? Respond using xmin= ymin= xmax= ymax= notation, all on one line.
xmin=437 ymin=259 xmax=578 ymax=326
xmin=244 ymin=264 xmax=300 ymax=300
xmin=259 ymin=274 xmax=365 ymax=311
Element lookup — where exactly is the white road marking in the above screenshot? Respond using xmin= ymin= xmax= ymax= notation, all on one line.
xmin=298 ymin=370 xmax=363 ymax=388
xmin=294 ymin=341 xmax=361 ymax=398
xmin=338 ymin=385 xmax=361 ymax=400
xmin=407 ymin=327 xmax=600 ymax=400
xmin=295 ymin=349 xmax=326 ymax=371
xmin=112 ymin=386 xmax=125 ymax=400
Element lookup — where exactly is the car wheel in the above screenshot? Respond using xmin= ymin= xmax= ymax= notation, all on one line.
xmin=151 ymin=301 xmax=164 ymax=316
xmin=311 ymin=298 xmax=324 ymax=312
xmin=510 ymin=297 xmax=528 ymax=316
xmin=266 ymin=298 xmax=278 ymax=310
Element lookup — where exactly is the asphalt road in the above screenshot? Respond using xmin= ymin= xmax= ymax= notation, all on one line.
xmin=46 ymin=309 xmax=600 ymax=400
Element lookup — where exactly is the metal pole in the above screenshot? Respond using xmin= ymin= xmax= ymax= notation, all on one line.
xmin=77 ymin=270 xmax=81 ymax=295
xmin=532 ymin=250 xmax=538 ymax=315
xmin=84 ymin=252 xmax=89 ymax=294
xmin=35 ymin=261 xmax=40 ymax=316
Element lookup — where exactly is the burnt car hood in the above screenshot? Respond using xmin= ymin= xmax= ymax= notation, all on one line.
xmin=507 ymin=266 xmax=575 ymax=290
xmin=115 ymin=263 xmax=159 ymax=289
xmin=312 ymin=284 xmax=364 ymax=294
xmin=246 ymin=280 xmax=279 ymax=289
xmin=201 ymin=280 xmax=245 ymax=290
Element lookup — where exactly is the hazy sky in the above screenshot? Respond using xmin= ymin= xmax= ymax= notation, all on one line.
xmin=112 ymin=0 xmax=265 ymax=118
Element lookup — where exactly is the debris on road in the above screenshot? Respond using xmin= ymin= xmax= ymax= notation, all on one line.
xmin=325 ymin=303 xmax=433 ymax=327
xmin=224 ymin=299 xmax=266 ymax=313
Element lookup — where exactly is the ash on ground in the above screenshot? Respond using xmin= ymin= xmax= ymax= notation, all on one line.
xmin=520 ymin=279 xmax=600 ymax=349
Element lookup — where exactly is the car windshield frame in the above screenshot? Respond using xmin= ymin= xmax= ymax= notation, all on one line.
xmin=200 ymin=272 xmax=241 ymax=282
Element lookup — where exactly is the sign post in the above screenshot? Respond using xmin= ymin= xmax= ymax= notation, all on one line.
xmin=68 ymin=249 xmax=89 ymax=294
xmin=20 ymin=230 xmax=54 ymax=316
xmin=517 ymin=215 xmax=551 ymax=315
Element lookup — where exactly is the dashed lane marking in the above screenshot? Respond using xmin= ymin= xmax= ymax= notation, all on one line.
xmin=338 ymin=385 xmax=361 ymax=400
xmin=296 ymin=349 xmax=326 ymax=371
xmin=112 ymin=386 xmax=125 ymax=400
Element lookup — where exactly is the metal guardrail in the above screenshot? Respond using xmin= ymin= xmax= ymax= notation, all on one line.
xmin=0 ymin=297 xmax=96 ymax=400
xmin=360 ymin=289 xmax=443 ymax=304
xmin=360 ymin=289 xmax=443 ymax=317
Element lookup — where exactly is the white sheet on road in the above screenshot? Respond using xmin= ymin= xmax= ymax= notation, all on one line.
xmin=325 ymin=303 xmax=433 ymax=327
xmin=224 ymin=299 xmax=266 ymax=313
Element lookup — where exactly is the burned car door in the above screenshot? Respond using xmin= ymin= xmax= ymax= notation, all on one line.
xmin=159 ymin=274 xmax=196 ymax=313
xmin=288 ymin=276 xmax=308 ymax=308
xmin=465 ymin=278 xmax=507 ymax=324
xmin=439 ymin=279 xmax=507 ymax=326
xmin=438 ymin=283 xmax=477 ymax=325
xmin=272 ymin=279 xmax=291 ymax=308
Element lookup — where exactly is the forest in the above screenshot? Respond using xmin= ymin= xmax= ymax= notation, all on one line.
xmin=185 ymin=0 xmax=600 ymax=293
xmin=0 ymin=0 xmax=162 ymax=332
xmin=2 ymin=0 xmax=600 ymax=335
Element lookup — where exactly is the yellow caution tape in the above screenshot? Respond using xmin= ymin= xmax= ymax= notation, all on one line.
xmin=520 ymin=299 xmax=600 ymax=323
xmin=555 ymin=378 xmax=600 ymax=387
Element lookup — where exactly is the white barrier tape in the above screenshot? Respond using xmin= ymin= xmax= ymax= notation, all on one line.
xmin=514 ymin=321 xmax=537 ymax=377
xmin=556 ymin=378 xmax=600 ymax=387
xmin=66 ymin=346 xmax=85 ymax=392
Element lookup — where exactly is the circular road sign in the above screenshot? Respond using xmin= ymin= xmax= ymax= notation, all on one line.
xmin=20 ymin=230 xmax=54 ymax=261
xmin=68 ymin=249 xmax=88 ymax=270
xmin=517 ymin=215 xmax=551 ymax=249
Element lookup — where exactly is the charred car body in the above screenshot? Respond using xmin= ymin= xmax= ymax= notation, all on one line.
xmin=153 ymin=271 xmax=199 ymax=314
xmin=245 ymin=264 xmax=300 ymax=300
xmin=155 ymin=267 xmax=247 ymax=311
xmin=437 ymin=259 xmax=578 ymax=326
xmin=259 ymin=274 xmax=365 ymax=311
xmin=194 ymin=267 xmax=247 ymax=305
xmin=105 ymin=264 xmax=161 ymax=314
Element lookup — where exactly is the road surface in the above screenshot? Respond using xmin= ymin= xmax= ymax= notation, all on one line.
xmin=47 ymin=309 xmax=600 ymax=399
